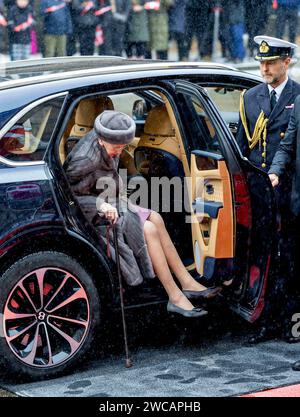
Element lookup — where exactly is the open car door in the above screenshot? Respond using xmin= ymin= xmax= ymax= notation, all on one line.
xmin=173 ymin=81 xmax=277 ymax=322
xmin=189 ymin=149 xmax=234 ymax=279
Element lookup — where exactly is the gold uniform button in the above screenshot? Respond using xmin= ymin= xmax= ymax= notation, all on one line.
xmin=280 ymin=132 xmax=285 ymax=139
xmin=262 ymin=152 xmax=266 ymax=158
xmin=262 ymin=163 xmax=266 ymax=168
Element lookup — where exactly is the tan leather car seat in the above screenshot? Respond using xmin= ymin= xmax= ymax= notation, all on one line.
xmin=134 ymin=105 xmax=181 ymax=175
xmin=59 ymin=96 xmax=114 ymax=163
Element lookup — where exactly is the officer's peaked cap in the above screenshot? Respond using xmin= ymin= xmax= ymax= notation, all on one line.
xmin=254 ymin=35 xmax=297 ymax=61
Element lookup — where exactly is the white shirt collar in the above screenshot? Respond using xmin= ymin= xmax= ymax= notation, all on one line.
xmin=267 ymin=77 xmax=289 ymax=101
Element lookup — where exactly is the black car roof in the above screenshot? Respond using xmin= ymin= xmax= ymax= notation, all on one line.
xmin=0 ymin=57 xmax=261 ymax=126
xmin=1 ymin=55 xmax=237 ymax=77
xmin=0 ymin=56 xmax=251 ymax=90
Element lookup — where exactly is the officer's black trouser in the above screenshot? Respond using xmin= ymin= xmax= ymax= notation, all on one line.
xmin=259 ymin=181 xmax=300 ymax=333
xmin=276 ymin=6 xmax=298 ymax=44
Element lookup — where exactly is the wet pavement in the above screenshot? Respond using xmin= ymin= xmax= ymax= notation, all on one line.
xmin=1 ymin=306 xmax=300 ymax=397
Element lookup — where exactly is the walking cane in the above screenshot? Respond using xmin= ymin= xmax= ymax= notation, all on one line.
xmin=111 ymin=221 xmax=133 ymax=368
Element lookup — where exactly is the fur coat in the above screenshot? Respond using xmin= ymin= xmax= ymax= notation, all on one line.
xmin=64 ymin=129 xmax=155 ymax=285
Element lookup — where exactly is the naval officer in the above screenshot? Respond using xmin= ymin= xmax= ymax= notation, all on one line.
xmin=236 ymin=35 xmax=300 ymax=344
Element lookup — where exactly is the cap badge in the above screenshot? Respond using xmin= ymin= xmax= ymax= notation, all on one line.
xmin=259 ymin=41 xmax=270 ymax=54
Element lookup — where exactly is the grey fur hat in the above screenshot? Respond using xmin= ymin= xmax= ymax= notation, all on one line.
xmin=94 ymin=110 xmax=136 ymax=144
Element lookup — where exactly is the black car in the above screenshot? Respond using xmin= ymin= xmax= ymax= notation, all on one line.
xmin=0 ymin=57 xmax=276 ymax=380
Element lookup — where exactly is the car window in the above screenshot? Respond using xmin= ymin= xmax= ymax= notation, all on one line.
xmin=206 ymin=86 xmax=242 ymax=112
xmin=178 ymin=91 xmax=222 ymax=155
xmin=205 ymin=86 xmax=244 ymax=135
xmin=109 ymin=92 xmax=143 ymax=117
xmin=0 ymin=96 xmax=64 ymax=163
xmin=108 ymin=91 xmax=162 ymax=122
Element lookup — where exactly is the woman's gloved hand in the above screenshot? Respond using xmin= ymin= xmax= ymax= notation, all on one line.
xmin=99 ymin=202 xmax=119 ymax=224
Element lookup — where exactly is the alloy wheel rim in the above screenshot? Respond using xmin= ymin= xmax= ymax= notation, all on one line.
xmin=3 ymin=267 xmax=90 ymax=368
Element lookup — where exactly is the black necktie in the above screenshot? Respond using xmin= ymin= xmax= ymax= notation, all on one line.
xmin=270 ymin=89 xmax=277 ymax=111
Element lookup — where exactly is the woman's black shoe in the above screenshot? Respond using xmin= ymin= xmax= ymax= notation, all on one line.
xmin=167 ymin=301 xmax=208 ymax=318
xmin=282 ymin=326 xmax=300 ymax=343
xmin=182 ymin=286 xmax=222 ymax=300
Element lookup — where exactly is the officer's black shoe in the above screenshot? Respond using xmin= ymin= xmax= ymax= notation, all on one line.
xmin=247 ymin=326 xmax=279 ymax=345
xmin=292 ymin=361 xmax=300 ymax=371
xmin=282 ymin=321 xmax=300 ymax=343
xmin=282 ymin=329 xmax=300 ymax=344
xmin=285 ymin=335 xmax=300 ymax=343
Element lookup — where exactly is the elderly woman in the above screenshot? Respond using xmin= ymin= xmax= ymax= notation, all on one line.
xmin=64 ymin=110 xmax=221 ymax=318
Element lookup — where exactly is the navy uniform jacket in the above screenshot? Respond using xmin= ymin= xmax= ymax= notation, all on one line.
xmin=236 ymin=78 xmax=300 ymax=173
xmin=236 ymin=78 xmax=300 ymax=212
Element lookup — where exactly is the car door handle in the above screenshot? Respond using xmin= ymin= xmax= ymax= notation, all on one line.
xmin=192 ymin=198 xmax=223 ymax=219
xmin=205 ymin=184 xmax=214 ymax=195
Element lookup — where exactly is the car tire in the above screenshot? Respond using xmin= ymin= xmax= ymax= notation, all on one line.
xmin=0 ymin=251 xmax=101 ymax=381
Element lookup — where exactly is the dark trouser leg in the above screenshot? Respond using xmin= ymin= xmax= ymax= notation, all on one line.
xmin=136 ymin=42 xmax=146 ymax=58
xmin=200 ymin=8 xmax=213 ymax=58
xmin=171 ymin=31 xmax=187 ymax=61
xmin=7 ymin=29 xmax=13 ymax=60
xmin=99 ymin=16 xmax=114 ymax=55
xmin=229 ymin=23 xmax=245 ymax=60
xmin=219 ymin=11 xmax=229 ymax=58
xmin=126 ymin=42 xmax=146 ymax=58
xmin=259 ymin=189 xmax=299 ymax=336
xmin=78 ymin=26 xmax=96 ymax=56
xmin=276 ymin=6 xmax=288 ymax=40
xmin=156 ymin=50 xmax=168 ymax=60
xmin=111 ymin=21 xmax=126 ymax=57
xmin=195 ymin=7 xmax=210 ymax=58
xmin=177 ymin=33 xmax=187 ymax=61
xmin=247 ymin=4 xmax=268 ymax=54
xmin=282 ymin=214 xmax=300 ymax=330
xmin=245 ymin=4 xmax=253 ymax=51
xmin=185 ymin=7 xmax=200 ymax=57
xmin=126 ymin=42 xmax=134 ymax=58
xmin=144 ymin=46 xmax=152 ymax=59
xmin=66 ymin=32 xmax=77 ymax=56
xmin=287 ymin=7 xmax=298 ymax=43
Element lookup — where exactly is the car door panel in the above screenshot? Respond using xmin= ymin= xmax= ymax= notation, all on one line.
xmin=173 ymin=80 xmax=276 ymax=322
xmin=190 ymin=150 xmax=234 ymax=277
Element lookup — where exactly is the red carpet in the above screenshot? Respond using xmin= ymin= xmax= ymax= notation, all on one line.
xmin=242 ymin=384 xmax=300 ymax=397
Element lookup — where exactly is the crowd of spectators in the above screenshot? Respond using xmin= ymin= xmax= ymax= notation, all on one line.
xmin=0 ymin=0 xmax=300 ymax=62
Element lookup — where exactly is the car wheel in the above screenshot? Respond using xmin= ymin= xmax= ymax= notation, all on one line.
xmin=0 ymin=251 xmax=100 ymax=381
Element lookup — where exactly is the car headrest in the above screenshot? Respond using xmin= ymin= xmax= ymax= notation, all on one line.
xmin=143 ymin=105 xmax=175 ymax=137
xmin=137 ymin=105 xmax=181 ymax=160
xmin=70 ymin=97 xmax=114 ymax=137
